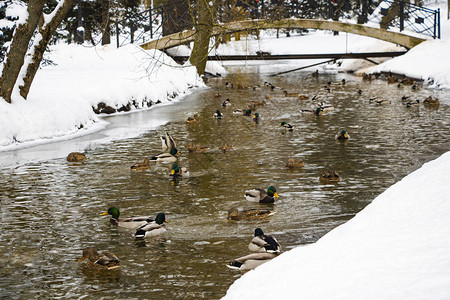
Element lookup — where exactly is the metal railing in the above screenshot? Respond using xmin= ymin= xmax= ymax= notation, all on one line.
xmin=115 ymin=0 xmax=440 ymax=48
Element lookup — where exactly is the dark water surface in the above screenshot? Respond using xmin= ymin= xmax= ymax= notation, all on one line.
xmin=1 ymin=66 xmax=449 ymax=299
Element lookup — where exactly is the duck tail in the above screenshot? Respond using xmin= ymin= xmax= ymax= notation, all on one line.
xmin=134 ymin=229 xmax=146 ymax=239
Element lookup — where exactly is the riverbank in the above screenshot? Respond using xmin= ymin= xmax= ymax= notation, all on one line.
xmin=0 ymin=44 xmax=207 ymax=151
xmin=224 ymin=150 xmax=450 ymax=299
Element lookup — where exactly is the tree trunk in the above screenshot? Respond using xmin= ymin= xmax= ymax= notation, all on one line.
xmin=101 ymin=0 xmax=111 ymax=45
xmin=0 ymin=0 xmax=44 ymax=103
xmin=189 ymin=0 xmax=215 ymax=76
xmin=19 ymin=0 xmax=77 ymax=99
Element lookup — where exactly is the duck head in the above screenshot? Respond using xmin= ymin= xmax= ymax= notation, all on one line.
xmin=170 ymin=148 xmax=180 ymax=156
xmin=254 ymin=228 xmax=264 ymax=237
xmin=155 ymin=213 xmax=168 ymax=225
xmin=267 ymin=186 xmax=279 ymax=198
xmin=170 ymin=163 xmax=180 ymax=176
xmin=79 ymin=247 xmax=100 ymax=262
xmin=101 ymin=207 xmax=120 ymax=219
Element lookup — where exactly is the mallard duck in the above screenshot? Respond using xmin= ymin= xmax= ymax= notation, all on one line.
xmin=318 ymin=102 xmax=335 ymax=111
xmin=252 ymin=113 xmax=260 ymax=122
xmin=221 ymin=99 xmax=231 ymax=107
xmin=335 ymin=130 xmax=350 ymax=140
xmin=423 ymin=96 xmax=440 ymax=107
xmin=387 ymin=75 xmax=398 ymax=84
xmin=170 ymin=163 xmax=189 ymax=177
xmin=407 ymin=100 xmax=420 ymax=107
xmin=301 ymin=107 xmax=323 ymax=116
xmin=219 ymin=143 xmax=233 ymax=152
xmin=280 ymin=121 xmax=294 ymax=131
xmin=298 ymin=95 xmax=309 ymax=100
xmin=312 ymin=69 xmax=319 ymax=78
xmin=225 ymin=82 xmax=234 ymax=88
xmin=284 ymin=90 xmax=299 ymax=97
xmin=101 ymin=207 xmax=154 ymax=229
xmin=150 ymin=148 xmax=179 ymax=163
xmin=285 ymin=158 xmax=304 ymax=168
xmin=213 ymin=110 xmax=223 ymax=119
xmin=320 ymin=169 xmax=340 ymax=183
xmin=186 ymin=114 xmax=200 ymax=124
xmin=130 ymin=158 xmax=150 ymax=171
xmin=160 ymin=132 xmax=176 ymax=153
xmin=78 ymin=247 xmax=121 ymax=270
xmin=67 ymin=152 xmax=86 ymax=162
xmin=248 ymin=228 xmax=281 ymax=254
xmin=362 ymin=73 xmax=373 ymax=81
xmin=376 ymin=99 xmax=390 ymax=105
xmin=401 ymin=78 xmax=414 ymax=85
xmin=227 ymin=253 xmax=277 ymax=271
xmin=186 ymin=143 xmax=209 ymax=152
xmin=369 ymin=97 xmax=378 ymax=104
xmin=245 ymin=186 xmax=279 ymax=203
xmin=134 ymin=213 xmax=168 ymax=239
xmin=227 ymin=207 xmax=276 ymax=221
xmin=401 ymin=95 xmax=410 ymax=102
xmin=341 ymin=79 xmax=346 ymax=85
xmin=270 ymin=84 xmax=282 ymax=91
xmin=233 ymin=109 xmax=248 ymax=115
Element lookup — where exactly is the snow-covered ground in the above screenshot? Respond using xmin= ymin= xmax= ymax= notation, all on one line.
xmin=224 ymin=150 xmax=450 ymax=299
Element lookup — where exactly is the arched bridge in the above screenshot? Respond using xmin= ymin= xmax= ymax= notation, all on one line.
xmin=140 ymin=18 xmax=426 ymax=51
xmin=116 ymin=0 xmax=440 ymax=51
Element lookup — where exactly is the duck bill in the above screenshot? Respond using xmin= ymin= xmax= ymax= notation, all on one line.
xmin=274 ymin=192 xmax=279 ymax=198
xmin=170 ymin=170 xmax=175 ymax=175
xmin=78 ymin=256 xmax=85 ymax=262
xmin=100 ymin=212 xmax=108 ymax=216
xmin=165 ymin=220 xmax=169 ymax=223
xmin=344 ymin=134 xmax=348 ymax=138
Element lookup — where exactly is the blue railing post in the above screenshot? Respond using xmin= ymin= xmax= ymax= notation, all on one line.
xmin=399 ymin=0 xmax=404 ymax=32
xmin=438 ymin=8 xmax=441 ymax=39
xmin=149 ymin=6 xmax=153 ymax=39
xmin=115 ymin=20 xmax=119 ymax=48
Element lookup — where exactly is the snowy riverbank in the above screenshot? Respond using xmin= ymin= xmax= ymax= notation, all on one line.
xmin=0 ymin=44 xmax=205 ymax=151
xmin=224 ymin=150 xmax=450 ymax=299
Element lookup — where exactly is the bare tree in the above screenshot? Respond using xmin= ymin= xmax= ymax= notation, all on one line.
xmin=0 ymin=0 xmax=76 ymax=103
xmin=189 ymin=0 xmax=216 ymax=76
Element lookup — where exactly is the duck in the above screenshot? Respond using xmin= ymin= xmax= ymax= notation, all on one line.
xmin=423 ymin=96 xmax=440 ymax=107
xmin=186 ymin=143 xmax=209 ymax=152
xmin=312 ymin=69 xmax=319 ymax=78
xmin=341 ymin=79 xmax=346 ymax=85
xmin=248 ymin=228 xmax=281 ymax=254
xmin=407 ymin=100 xmax=420 ymax=108
xmin=186 ymin=114 xmax=200 ymax=124
xmin=252 ymin=113 xmax=260 ymax=122
xmin=225 ymin=82 xmax=234 ymax=88
xmin=301 ymin=107 xmax=323 ymax=116
xmin=401 ymin=95 xmax=410 ymax=102
xmin=160 ymin=132 xmax=177 ymax=153
xmin=245 ymin=186 xmax=279 ymax=203
xmin=376 ymin=99 xmax=390 ymax=105
xmin=284 ymin=90 xmax=299 ymax=97
xmin=227 ymin=253 xmax=277 ymax=271
xmin=285 ymin=158 xmax=304 ymax=168
xmin=221 ymin=99 xmax=231 ymax=107
xmin=219 ymin=143 xmax=233 ymax=152
xmin=318 ymin=102 xmax=335 ymax=111
xmin=100 ymin=207 xmax=154 ymax=229
xmin=227 ymin=207 xmax=276 ymax=221
xmin=130 ymin=158 xmax=151 ymax=171
xmin=233 ymin=109 xmax=251 ymax=116
xmin=369 ymin=97 xmax=378 ymax=104
xmin=280 ymin=121 xmax=294 ymax=131
xmin=335 ymin=130 xmax=350 ymax=140
xmin=170 ymin=163 xmax=189 ymax=177
xmin=67 ymin=152 xmax=86 ymax=162
xmin=320 ymin=169 xmax=340 ymax=183
xmin=270 ymin=84 xmax=283 ymax=91
xmin=214 ymin=93 xmax=222 ymax=98
xmin=134 ymin=213 xmax=168 ymax=239
xmin=362 ymin=73 xmax=373 ymax=81
xmin=387 ymin=75 xmax=398 ymax=84
xmin=298 ymin=95 xmax=309 ymax=100
xmin=78 ymin=247 xmax=121 ymax=270
xmin=150 ymin=147 xmax=179 ymax=163
xmin=213 ymin=110 xmax=223 ymax=119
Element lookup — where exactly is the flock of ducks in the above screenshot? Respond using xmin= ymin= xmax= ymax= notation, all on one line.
xmin=75 ymin=70 xmax=441 ymax=272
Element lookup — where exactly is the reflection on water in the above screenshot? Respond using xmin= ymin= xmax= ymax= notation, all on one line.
xmin=1 ymin=67 xmax=449 ymax=299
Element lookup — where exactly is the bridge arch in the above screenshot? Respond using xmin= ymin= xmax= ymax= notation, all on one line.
xmin=141 ymin=18 xmax=426 ymax=51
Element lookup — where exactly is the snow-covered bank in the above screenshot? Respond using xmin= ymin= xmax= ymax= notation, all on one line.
xmin=224 ymin=151 xmax=450 ymax=299
xmin=0 ymin=44 xmax=205 ymax=151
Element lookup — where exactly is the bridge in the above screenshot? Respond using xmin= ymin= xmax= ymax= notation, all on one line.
xmin=115 ymin=0 xmax=440 ymax=54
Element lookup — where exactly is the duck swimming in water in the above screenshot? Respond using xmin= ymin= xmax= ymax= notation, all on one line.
xmin=248 ymin=228 xmax=281 ymax=254
xmin=245 ymin=186 xmax=279 ymax=203
xmin=227 ymin=207 xmax=276 ymax=221
xmin=78 ymin=247 xmax=121 ymax=270
xmin=335 ymin=130 xmax=350 ymax=140
xmin=280 ymin=121 xmax=294 ymax=131
xmin=101 ymin=207 xmax=154 ymax=229
xmin=213 ymin=110 xmax=223 ymax=119
xmin=134 ymin=213 xmax=168 ymax=239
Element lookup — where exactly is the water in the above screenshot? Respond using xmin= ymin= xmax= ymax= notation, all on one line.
xmin=1 ymin=67 xmax=449 ymax=299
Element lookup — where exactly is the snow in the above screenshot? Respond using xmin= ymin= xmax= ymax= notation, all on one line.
xmin=224 ymin=151 xmax=450 ymax=299
xmin=0 ymin=43 xmax=204 ymax=151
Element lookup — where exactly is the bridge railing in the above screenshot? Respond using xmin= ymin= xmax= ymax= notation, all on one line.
xmin=369 ymin=0 xmax=440 ymax=39
xmin=115 ymin=0 xmax=440 ymax=48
